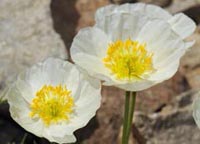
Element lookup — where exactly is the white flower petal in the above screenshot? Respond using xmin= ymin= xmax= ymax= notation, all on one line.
xmin=43 ymin=131 xmax=76 ymax=144
xmin=7 ymin=85 xmax=30 ymax=113
xmin=43 ymin=58 xmax=81 ymax=100
xmin=71 ymin=27 xmax=110 ymax=58
xmin=185 ymin=40 xmax=195 ymax=49
xmin=43 ymin=122 xmax=77 ymax=140
xmin=70 ymin=71 xmax=101 ymax=129
xmin=52 ymin=135 xmax=76 ymax=144
xmin=8 ymin=87 xmax=44 ymax=137
xmin=19 ymin=118 xmax=44 ymax=138
xmin=136 ymin=19 xmax=173 ymax=53
xmin=24 ymin=64 xmax=48 ymax=94
xmin=149 ymin=61 xmax=180 ymax=82
xmin=96 ymin=12 xmax=149 ymax=41
xmin=7 ymin=58 xmax=101 ymax=143
xmin=71 ymin=3 xmax=196 ymax=92
xmin=15 ymin=77 xmax=34 ymax=103
xmin=136 ymin=19 xmax=188 ymax=66
xmin=22 ymin=58 xmax=81 ymax=100
xmin=71 ymin=27 xmax=113 ymax=80
xmin=42 ymin=58 xmax=67 ymax=85
xmin=71 ymin=53 xmax=110 ymax=80
xmin=95 ymin=3 xmax=172 ymax=41
xmin=148 ymin=39 xmax=194 ymax=82
xmin=148 ymin=42 xmax=193 ymax=82
xmin=104 ymin=79 xmax=155 ymax=91
xmin=95 ymin=3 xmax=172 ymax=24
xmin=41 ymin=70 xmax=101 ymax=140
xmin=168 ymin=13 xmax=196 ymax=39
xmin=117 ymin=3 xmax=172 ymax=20
xmin=95 ymin=4 xmax=117 ymax=20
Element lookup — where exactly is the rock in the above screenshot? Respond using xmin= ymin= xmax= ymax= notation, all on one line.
xmin=110 ymin=0 xmax=136 ymax=4
xmin=137 ymin=71 xmax=189 ymax=113
xmin=0 ymin=0 xmax=67 ymax=97
xmin=181 ymin=25 xmax=200 ymax=89
xmin=51 ymin=0 xmax=80 ymax=57
xmin=138 ymin=0 xmax=172 ymax=7
xmin=75 ymin=0 xmax=110 ymax=31
xmin=182 ymin=5 xmax=200 ymax=24
xmin=74 ymin=86 xmax=125 ymax=144
xmin=134 ymin=89 xmax=200 ymax=144
xmin=185 ymin=67 xmax=200 ymax=89
xmin=85 ymin=86 xmax=124 ymax=144
xmin=181 ymin=26 xmax=200 ymax=70
xmin=166 ymin=0 xmax=200 ymax=14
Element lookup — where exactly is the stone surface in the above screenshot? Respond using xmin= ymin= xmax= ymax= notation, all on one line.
xmin=0 ymin=0 xmax=67 ymax=97
xmin=51 ymin=0 xmax=80 ymax=58
xmin=185 ymin=67 xmax=200 ymax=89
xmin=80 ymin=86 xmax=125 ymax=144
xmin=181 ymin=26 xmax=200 ymax=89
xmin=138 ymin=0 xmax=172 ymax=7
xmin=137 ymin=71 xmax=189 ymax=113
xmin=166 ymin=0 xmax=200 ymax=13
xmin=181 ymin=26 xmax=200 ymax=70
xmin=134 ymin=90 xmax=200 ymax=144
xmin=1 ymin=0 xmax=200 ymax=143
xmin=75 ymin=0 xmax=110 ymax=31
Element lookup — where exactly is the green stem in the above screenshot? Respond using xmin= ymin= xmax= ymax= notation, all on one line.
xmin=122 ymin=91 xmax=136 ymax=144
xmin=122 ymin=91 xmax=130 ymax=144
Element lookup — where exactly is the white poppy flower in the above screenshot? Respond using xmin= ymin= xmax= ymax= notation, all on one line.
xmin=70 ymin=3 xmax=196 ymax=91
xmin=7 ymin=58 xmax=101 ymax=143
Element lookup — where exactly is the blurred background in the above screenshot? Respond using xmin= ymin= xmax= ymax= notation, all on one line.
xmin=0 ymin=0 xmax=200 ymax=143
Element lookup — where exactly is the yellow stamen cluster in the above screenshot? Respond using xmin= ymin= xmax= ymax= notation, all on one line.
xmin=103 ymin=39 xmax=155 ymax=81
xmin=29 ymin=85 xmax=74 ymax=126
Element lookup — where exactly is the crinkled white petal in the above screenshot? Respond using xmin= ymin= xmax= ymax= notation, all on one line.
xmin=95 ymin=4 xmax=117 ymax=19
xmin=43 ymin=127 xmax=76 ymax=143
xmin=71 ymin=27 xmax=111 ymax=58
xmin=24 ymin=64 xmax=48 ymax=95
xmin=118 ymin=3 xmax=172 ymax=20
xmin=136 ymin=19 xmax=185 ymax=65
xmin=95 ymin=3 xmax=172 ymax=41
xmin=71 ymin=71 xmax=101 ymax=131
xmin=168 ymin=13 xmax=196 ymax=39
xmin=70 ymin=53 xmax=111 ymax=81
xmin=22 ymin=58 xmax=81 ymax=101
xmin=42 ymin=58 xmax=81 ymax=101
xmin=103 ymin=79 xmax=155 ymax=91
xmin=43 ymin=71 xmax=101 ymax=137
xmin=96 ymin=12 xmax=141 ymax=41
xmin=51 ymin=135 xmax=76 ymax=144
xmin=95 ymin=3 xmax=172 ymax=24
xmin=71 ymin=27 xmax=112 ymax=80
xmin=7 ymin=58 xmax=101 ymax=143
xmin=15 ymin=76 xmax=34 ymax=103
xmin=71 ymin=3 xmax=196 ymax=91
xmin=193 ymin=93 xmax=200 ymax=128
xmin=136 ymin=19 xmax=192 ymax=82
xmin=7 ymin=85 xmax=44 ymax=137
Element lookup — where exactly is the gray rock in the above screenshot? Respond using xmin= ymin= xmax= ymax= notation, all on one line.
xmin=0 ymin=0 xmax=67 ymax=97
xmin=134 ymin=89 xmax=200 ymax=144
xmin=166 ymin=0 xmax=200 ymax=13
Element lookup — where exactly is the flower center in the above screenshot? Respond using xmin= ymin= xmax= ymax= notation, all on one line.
xmin=29 ymin=84 xmax=74 ymax=126
xmin=103 ymin=39 xmax=155 ymax=81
